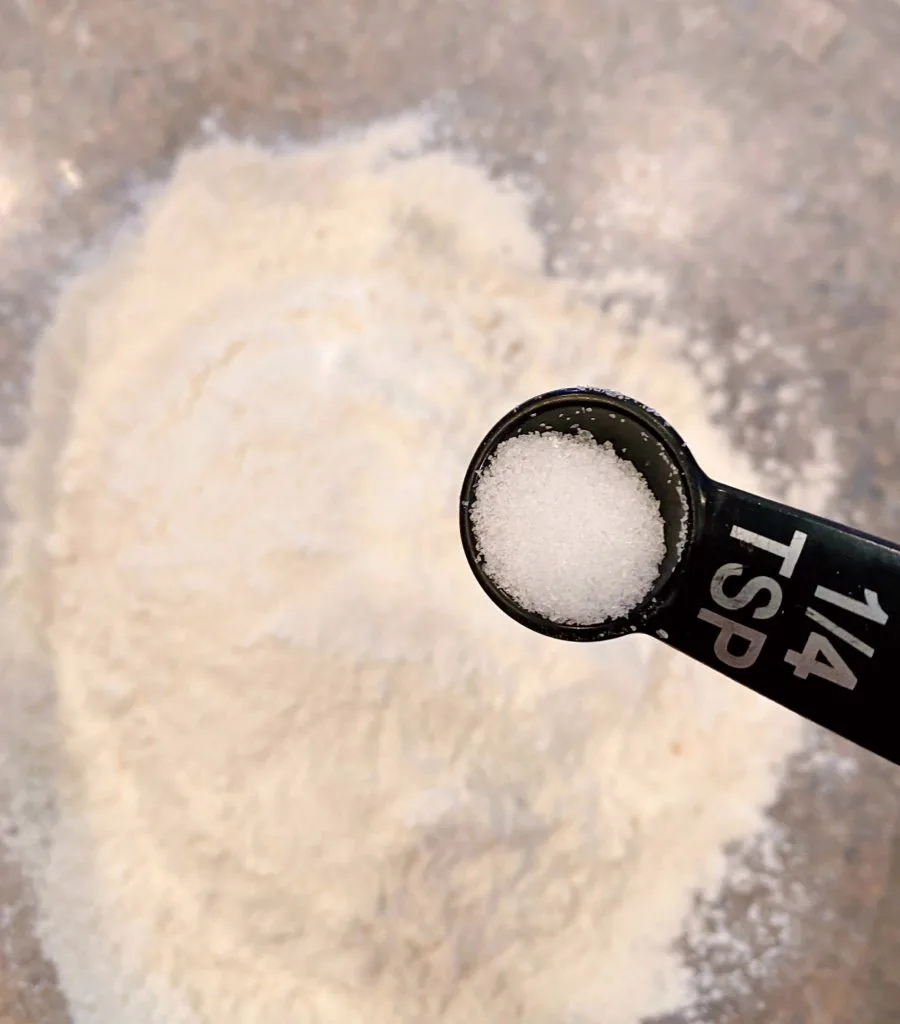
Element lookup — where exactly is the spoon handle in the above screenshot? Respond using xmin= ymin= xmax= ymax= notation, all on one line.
xmin=651 ymin=478 xmax=900 ymax=766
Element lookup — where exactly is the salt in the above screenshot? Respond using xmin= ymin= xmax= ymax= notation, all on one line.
xmin=470 ymin=428 xmax=665 ymax=625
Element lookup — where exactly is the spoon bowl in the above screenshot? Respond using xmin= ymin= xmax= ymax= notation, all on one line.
xmin=459 ymin=387 xmax=704 ymax=642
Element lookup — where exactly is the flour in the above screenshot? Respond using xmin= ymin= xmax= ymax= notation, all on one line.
xmin=0 ymin=114 xmax=825 ymax=1024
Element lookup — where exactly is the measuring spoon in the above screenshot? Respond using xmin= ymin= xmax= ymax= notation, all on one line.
xmin=459 ymin=387 xmax=900 ymax=767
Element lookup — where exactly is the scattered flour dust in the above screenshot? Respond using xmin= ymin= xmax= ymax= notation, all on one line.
xmin=0 ymin=113 xmax=827 ymax=1024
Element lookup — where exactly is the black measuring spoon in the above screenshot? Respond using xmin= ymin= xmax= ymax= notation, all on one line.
xmin=459 ymin=387 xmax=900 ymax=767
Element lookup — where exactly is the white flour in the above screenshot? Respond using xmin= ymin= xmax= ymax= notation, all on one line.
xmin=0 ymin=115 xmax=827 ymax=1023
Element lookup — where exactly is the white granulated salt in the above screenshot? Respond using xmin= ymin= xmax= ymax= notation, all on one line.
xmin=0 ymin=114 xmax=825 ymax=1024
xmin=470 ymin=430 xmax=665 ymax=624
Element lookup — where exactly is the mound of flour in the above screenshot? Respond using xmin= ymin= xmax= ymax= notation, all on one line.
xmin=1 ymin=115 xmax=816 ymax=1024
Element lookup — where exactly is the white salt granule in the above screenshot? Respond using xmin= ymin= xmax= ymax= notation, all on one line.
xmin=471 ymin=430 xmax=665 ymax=625
xmin=0 ymin=114 xmax=819 ymax=1024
